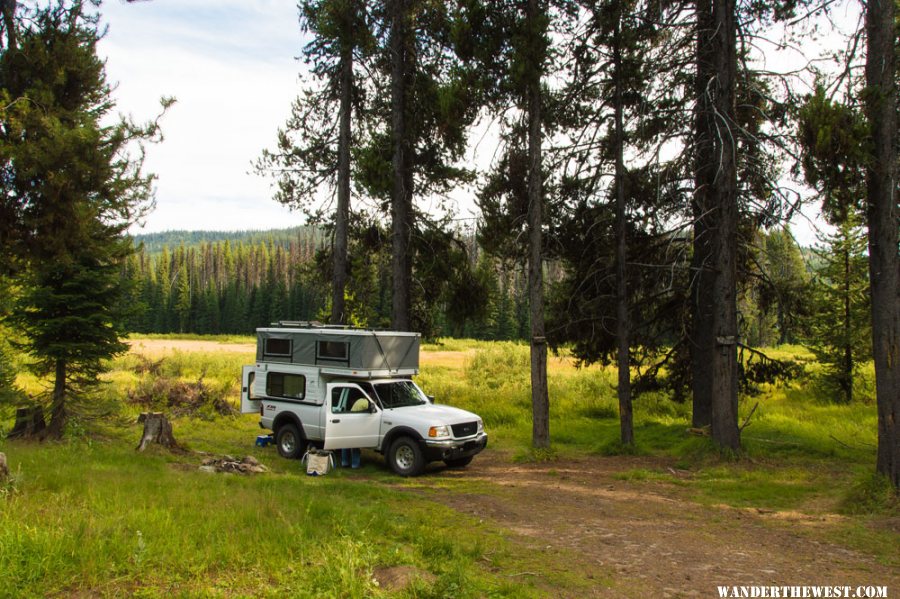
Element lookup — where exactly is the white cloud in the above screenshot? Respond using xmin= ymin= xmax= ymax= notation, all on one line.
xmin=98 ymin=0 xmax=309 ymax=234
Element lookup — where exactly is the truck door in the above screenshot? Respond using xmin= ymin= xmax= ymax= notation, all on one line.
xmin=240 ymin=366 xmax=260 ymax=414
xmin=323 ymin=383 xmax=381 ymax=450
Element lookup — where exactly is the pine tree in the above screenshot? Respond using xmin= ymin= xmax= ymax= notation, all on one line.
xmin=0 ymin=1 xmax=163 ymax=437
xmin=256 ymin=0 xmax=372 ymax=326
xmin=807 ymin=219 xmax=871 ymax=403
xmin=863 ymin=0 xmax=899 ymax=486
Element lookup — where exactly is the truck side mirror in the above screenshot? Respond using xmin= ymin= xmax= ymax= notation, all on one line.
xmin=426 ymin=395 xmax=435 ymax=403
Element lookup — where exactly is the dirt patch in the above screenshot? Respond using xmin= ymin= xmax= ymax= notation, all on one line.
xmin=424 ymin=451 xmax=899 ymax=598
xmin=372 ymin=565 xmax=437 ymax=592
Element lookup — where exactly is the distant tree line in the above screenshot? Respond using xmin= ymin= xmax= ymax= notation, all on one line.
xmin=122 ymin=228 xmax=538 ymax=341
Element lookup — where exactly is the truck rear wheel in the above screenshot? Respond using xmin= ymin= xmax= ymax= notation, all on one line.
xmin=275 ymin=423 xmax=305 ymax=459
xmin=387 ymin=436 xmax=425 ymax=477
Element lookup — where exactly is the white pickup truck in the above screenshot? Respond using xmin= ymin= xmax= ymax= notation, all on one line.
xmin=240 ymin=324 xmax=487 ymax=476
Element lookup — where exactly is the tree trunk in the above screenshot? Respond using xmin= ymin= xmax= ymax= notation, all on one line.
xmin=777 ymin=301 xmax=787 ymax=345
xmin=389 ymin=0 xmax=414 ymax=331
xmin=8 ymin=405 xmax=45 ymax=439
xmin=136 ymin=412 xmax=181 ymax=452
xmin=613 ymin=15 xmax=633 ymax=447
xmin=45 ymin=358 xmax=67 ymax=439
xmin=694 ymin=0 xmax=740 ymax=450
xmin=527 ymin=0 xmax=549 ymax=449
xmin=0 ymin=0 xmax=16 ymax=51
xmin=842 ymin=244 xmax=853 ymax=403
xmin=332 ymin=38 xmax=353 ymax=326
xmin=864 ymin=0 xmax=899 ymax=487
xmin=0 ymin=452 xmax=8 ymax=481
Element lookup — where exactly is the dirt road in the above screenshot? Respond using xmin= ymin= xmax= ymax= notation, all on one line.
xmin=427 ymin=451 xmax=899 ymax=598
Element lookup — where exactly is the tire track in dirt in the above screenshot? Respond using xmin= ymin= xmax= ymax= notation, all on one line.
xmin=428 ymin=451 xmax=899 ymax=598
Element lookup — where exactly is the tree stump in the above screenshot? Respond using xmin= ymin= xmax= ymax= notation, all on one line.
xmin=0 ymin=452 xmax=8 ymax=482
xmin=8 ymin=406 xmax=46 ymax=439
xmin=136 ymin=412 xmax=181 ymax=452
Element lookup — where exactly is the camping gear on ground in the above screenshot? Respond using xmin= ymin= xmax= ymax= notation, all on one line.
xmin=303 ymin=449 xmax=334 ymax=476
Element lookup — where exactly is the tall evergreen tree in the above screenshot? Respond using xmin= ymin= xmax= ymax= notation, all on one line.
xmin=863 ymin=0 xmax=899 ymax=486
xmin=691 ymin=0 xmax=740 ymax=450
xmin=358 ymin=1 xmax=481 ymax=332
xmin=0 ymin=1 xmax=163 ymax=437
xmin=256 ymin=0 xmax=372 ymax=326
xmin=807 ymin=219 xmax=871 ymax=403
xmin=473 ymin=0 xmax=555 ymax=448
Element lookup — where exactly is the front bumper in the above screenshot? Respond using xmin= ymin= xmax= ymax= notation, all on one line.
xmin=422 ymin=432 xmax=488 ymax=462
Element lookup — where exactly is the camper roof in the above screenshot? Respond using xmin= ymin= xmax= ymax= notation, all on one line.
xmin=255 ymin=325 xmax=420 ymax=373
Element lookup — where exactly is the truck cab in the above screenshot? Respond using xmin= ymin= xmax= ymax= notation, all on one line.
xmin=241 ymin=323 xmax=487 ymax=476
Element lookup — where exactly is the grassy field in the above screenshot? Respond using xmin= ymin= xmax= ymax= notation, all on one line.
xmin=0 ymin=336 xmax=896 ymax=597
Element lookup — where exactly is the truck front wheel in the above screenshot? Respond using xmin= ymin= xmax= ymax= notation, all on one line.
xmin=387 ymin=437 xmax=425 ymax=477
xmin=275 ymin=423 xmax=305 ymax=459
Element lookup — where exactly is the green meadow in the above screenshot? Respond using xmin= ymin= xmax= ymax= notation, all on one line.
xmin=0 ymin=337 xmax=896 ymax=597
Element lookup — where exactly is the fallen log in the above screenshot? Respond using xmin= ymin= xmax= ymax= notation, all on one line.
xmin=136 ymin=412 xmax=182 ymax=452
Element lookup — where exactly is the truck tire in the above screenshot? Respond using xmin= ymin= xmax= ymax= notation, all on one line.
xmin=275 ymin=423 xmax=305 ymax=459
xmin=387 ymin=436 xmax=425 ymax=477
xmin=443 ymin=456 xmax=473 ymax=468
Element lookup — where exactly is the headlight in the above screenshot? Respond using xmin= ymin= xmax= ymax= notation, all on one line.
xmin=428 ymin=425 xmax=450 ymax=438
xmin=477 ymin=419 xmax=484 ymax=433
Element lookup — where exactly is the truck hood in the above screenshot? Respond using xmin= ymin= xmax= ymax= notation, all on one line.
xmin=383 ymin=403 xmax=479 ymax=425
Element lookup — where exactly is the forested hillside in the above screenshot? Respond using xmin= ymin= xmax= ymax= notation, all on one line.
xmin=124 ymin=227 xmax=534 ymax=339
xmin=132 ymin=226 xmax=323 ymax=257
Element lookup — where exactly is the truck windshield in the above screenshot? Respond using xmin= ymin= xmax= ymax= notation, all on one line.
xmin=371 ymin=381 xmax=428 ymax=409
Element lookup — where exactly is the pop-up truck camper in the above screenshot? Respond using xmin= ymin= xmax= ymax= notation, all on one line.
xmin=241 ymin=322 xmax=487 ymax=476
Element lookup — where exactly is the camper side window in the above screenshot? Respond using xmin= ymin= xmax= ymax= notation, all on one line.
xmin=264 ymin=338 xmax=292 ymax=357
xmin=266 ymin=372 xmax=306 ymax=400
xmin=317 ymin=340 xmax=348 ymax=361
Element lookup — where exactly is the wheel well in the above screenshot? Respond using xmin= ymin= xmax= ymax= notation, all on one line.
xmin=381 ymin=427 xmax=423 ymax=453
xmin=273 ymin=413 xmax=305 ymax=439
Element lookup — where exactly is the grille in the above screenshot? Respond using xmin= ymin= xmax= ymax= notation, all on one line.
xmin=451 ymin=421 xmax=478 ymax=438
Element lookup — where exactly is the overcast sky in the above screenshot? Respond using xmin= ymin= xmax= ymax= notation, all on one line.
xmin=99 ymin=0 xmax=305 ymax=234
